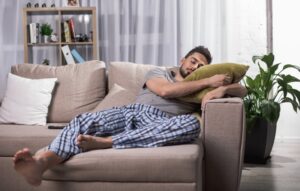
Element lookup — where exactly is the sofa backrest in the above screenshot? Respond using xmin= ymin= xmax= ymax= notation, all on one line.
xmin=11 ymin=60 xmax=106 ymax=123
xmin=108 ymin=61 xmax=166 ymax=97
xmin=9 ymin=61 xmax=169 ymax=123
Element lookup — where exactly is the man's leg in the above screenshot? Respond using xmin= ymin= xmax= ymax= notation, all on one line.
xmin=76 ymin=135 xmax=112 ymax=151
xmin=48 ymin=107 xmax=127 ymax=159
xmin=75 ymin=104 xmax=160 ymax=150
xmin=13 ymin=148 xmax=63 ymax=186
xmin=13 ymin=107 xmax=127 ymax=186
xmin=75 ymin=104 xmax=155 ymax=151
xmin=112 ymin=114 xmax=200 ymax=148
xmin=75 ymin=104 xmax=201 ymax=149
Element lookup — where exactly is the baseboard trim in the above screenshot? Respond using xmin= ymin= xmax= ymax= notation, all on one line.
xmin=275 ymin=137 xmax=300 ymax=143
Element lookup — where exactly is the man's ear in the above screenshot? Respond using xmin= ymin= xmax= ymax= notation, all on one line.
xmin=180 ymin=58 xmax=185 ymax=66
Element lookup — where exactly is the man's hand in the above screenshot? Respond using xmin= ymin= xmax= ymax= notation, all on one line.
xmin=201 ymin=86 xmax=226 ymax=110
xmin=207 ymin=74 xmax=232 ymax=88
xmin=201 ymin=83 xmax=247 ymax=110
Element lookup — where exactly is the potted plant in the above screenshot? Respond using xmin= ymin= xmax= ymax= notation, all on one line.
xmin=40 ymin=23 xmax=53 ymax=43
xmin=243 ymin=53 xmax=300 ymax=163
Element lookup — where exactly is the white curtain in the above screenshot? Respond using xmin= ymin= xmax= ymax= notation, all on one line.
xmin=0 ymin=0 xmax=267 ymax=99
xmin=87 ymin=0 xmax=181 ymax=66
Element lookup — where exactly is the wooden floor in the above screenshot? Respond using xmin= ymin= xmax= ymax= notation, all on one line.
xmin=240 ymin=139 xmax=300 ymax=191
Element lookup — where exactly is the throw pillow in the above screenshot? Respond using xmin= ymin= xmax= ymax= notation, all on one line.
xmin=180 ymin=63 xmax=249 ymax=103
xmin=92 ymin=83 xmax=136 ymax=112
xmin=11 ymin=60 xmax=106 ymax=123
xmin=0 ymin=73 xmax=57 ymax=125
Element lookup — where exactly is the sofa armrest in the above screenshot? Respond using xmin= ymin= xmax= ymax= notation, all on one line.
xmin=202 ymin=97 xmax=245 ymax=191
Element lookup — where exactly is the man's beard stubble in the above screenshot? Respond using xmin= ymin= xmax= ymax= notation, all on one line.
xmin=179 ymin=67 xmax=190 ymax=78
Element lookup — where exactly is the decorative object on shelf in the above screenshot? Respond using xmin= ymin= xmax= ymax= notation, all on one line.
xmin=63 ymin=0 xmax=80 ymax=7
xmin=26 ymin=2 xmax=31 ymax=8
xmin=75 ymin=34 xmax=80 ymax=42
xmin=50 ymin=33 xmax=58 ymax=42
xmin=75 ymin=33 xmax=89 ymax=42
xmin=42 ymin=3 xmax=46 ymax=8
xmin=42 ymin=59 xmax=50 ymax=65
xmin=40 ymin=23 xmax=53 ymax=43
xmin=51 ymin=4 xmax=55 ymax=7
xmin=243 ymin=53 xmax=300 ymax=164
xmin=34 ymin=3 xmax=39 ymax=8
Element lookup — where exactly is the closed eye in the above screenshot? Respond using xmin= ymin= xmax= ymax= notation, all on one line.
xmin=198 ymin=63 xmax=204 ymax=68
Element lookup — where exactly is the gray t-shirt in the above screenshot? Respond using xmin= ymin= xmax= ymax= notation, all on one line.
xmin=135 ymin=67 xmax=200 ymax=116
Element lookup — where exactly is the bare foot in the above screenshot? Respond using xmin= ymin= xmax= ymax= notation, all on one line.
xmin=13 ymin=148 xmax=43 ymax=186
xmin=76 ymin=135 xmax=113 ymax=151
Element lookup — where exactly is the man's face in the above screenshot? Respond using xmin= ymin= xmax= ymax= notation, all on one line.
xmin=179 ymin=52 xmax=209 ymax=78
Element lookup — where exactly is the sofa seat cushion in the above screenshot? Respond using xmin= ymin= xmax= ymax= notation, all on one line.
xmin=0 ymin=124 xmax=64 ymax=156
xmin=43 ymin=142 xmax=203 ymax=183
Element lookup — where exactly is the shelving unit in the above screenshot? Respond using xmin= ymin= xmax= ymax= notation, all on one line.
xmin=23 ymin=7 xmax=98 ymax=65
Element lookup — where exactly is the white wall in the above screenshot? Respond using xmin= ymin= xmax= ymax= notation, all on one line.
xmin=179 ymin=0 xmax=267 ymax=67
xmin=234 ymin=0 xmax=267 ymax=66
xmin=273 ymin=0 xmax=300 ymax=139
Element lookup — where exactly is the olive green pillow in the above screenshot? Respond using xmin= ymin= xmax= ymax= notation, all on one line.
xmin=180 ymin=63 xmax=249 ymax=103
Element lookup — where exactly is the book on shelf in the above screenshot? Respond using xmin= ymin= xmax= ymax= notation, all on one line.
xmin=35 ymin=23 xmax=40 ymax=43
xmin=63 ymin=21 xmax=71 ymax=43
xmin=71 ymin=49 xmax=85 ymax=63
xmin=68 ymin=18 xmax=76 ymax=42
xmin=27 ymin=24 xmax=31 ymax=43
xmin=28 ymin=23 xmax=40 ymax=43
xmin=61 ymin=22 xmax=65 ymax=42
xmin=61 ymin=45 xmax=75 ymax=64
xmin=29 ymin=23 xmax=36 ymax=43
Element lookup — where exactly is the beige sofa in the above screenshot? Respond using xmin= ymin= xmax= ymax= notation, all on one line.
xmin=0 ymin=61 xmax=245 ymax=191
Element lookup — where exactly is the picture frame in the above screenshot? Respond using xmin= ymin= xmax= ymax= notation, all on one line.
xmin=63 ymin=0 xmax=80 ymax=7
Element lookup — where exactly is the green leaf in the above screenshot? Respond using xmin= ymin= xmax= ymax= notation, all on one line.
xmin=280 ymin=74 xmax=300 ymax=83
xmin=277 ymin=78 xmax=288 ymax=97
xmin=254 ymin=75 xmax=261 ymax=86
xmin=261 ymin=100 xmax=280 ymax=123
xmin=244 ymin=99 xmax=252 ymax=112
xmin=245 ymin=76 xmax=255 ymax=89
xmin=287 ymin=88 xmax=300 ymax=106
xmin=269 ymin=63 xmax=280 ymax=75
xmin=261 ymin=53 xmax=274 ymax=68
xmin=293 ymin=89 xmax=300 ymax=104
xmin=283 ymin=64 xmax=300 ymax=72
xmin=258 ymin=63 xmax=268 ymax=84
xmin=252 ymin=55 xmax=263 ymax=63
xmin=282 ymin=97 xmax=299 ymax=112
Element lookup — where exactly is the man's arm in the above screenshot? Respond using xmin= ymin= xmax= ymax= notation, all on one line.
xmin=222 ymin=83 xmax=248 ymax=97
xmin=146 ymin=74 xmax=231 ymax=98
xmin=201 ymin=83 xmax=247 ymax=107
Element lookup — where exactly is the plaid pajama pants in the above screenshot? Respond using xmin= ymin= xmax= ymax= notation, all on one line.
xmin=48 ymin=104 xmax=200 ymax=160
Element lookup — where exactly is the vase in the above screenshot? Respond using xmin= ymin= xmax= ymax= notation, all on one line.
xmin=42 ymin=35 xmax=49 ymax=43
xmin=244 ymin=118 xmax=277 ymax=164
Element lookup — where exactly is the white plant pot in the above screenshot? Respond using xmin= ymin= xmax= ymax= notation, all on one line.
xmin=42 ymin=35 xmax=49 ymax=43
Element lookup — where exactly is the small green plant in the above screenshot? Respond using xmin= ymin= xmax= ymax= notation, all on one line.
xmin=243 ymin=53 xmax=300 ymax=128
xmin=42 ymin=58 xmax=50 ymax=65
xmin=40 ymin=23 xmax=53 ymax=36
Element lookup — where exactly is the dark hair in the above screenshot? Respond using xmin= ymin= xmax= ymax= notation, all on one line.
xmin=184 ymin=46 xmax=212 ymax=64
